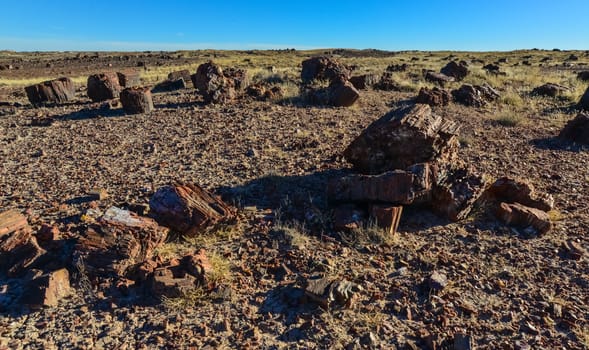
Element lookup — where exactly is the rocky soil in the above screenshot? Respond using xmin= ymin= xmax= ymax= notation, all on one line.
xmin=0 ymin=50 xmax=588 ymax=349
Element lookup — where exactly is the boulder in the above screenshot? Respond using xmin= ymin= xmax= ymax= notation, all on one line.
xmin=20 ymin=268 xmax=71 ymax=307
xmin=149 ymin=182 xmax=235 ymax=237
xmin=440 ymin=61 xmax=469 ymax=81
xmin=349 ymin=74 xmax=380 ymax=90
xmin=193 ymin=62 xmax=236 ymax=104
xmin=452 ymin=84 xmax=500 ymax=107
xmin=424 ymin=71 xmax=455 ymax=86
xmin=495 ymin=202 xmax=552 ymax=235
xmin=532 ymin=83 xmax=570 ymax=97
xmin=87 ymin=72 xmax=121 ymax=102
xmin=301 ymin=56 xmax=351 ymax=84
xmin=328 ymin=80 xmax=360 ymax=107
xmin=415 ymin=87 xmax=451 ymax=106
xmin=559 ymin=113 xmax=589 ymax=145
xmin=120 ymin=87 xmax=154 ymax=114
xmin=224 ymin=68 xmax=250 ymax=91
xmin=116 ymin=70 xmax=141 ymax=87
xmin=485 ymin=177 xmax=554 ymax=211
xmin=344 ymin=104 xmax=460 ymax=174
xmin=25 ymin=77 xmax=75 ymax=105
xmin=579 ymin=86 xmax=589 ymax=110
xmin=74 ymin=207 xmax=169 ymax=278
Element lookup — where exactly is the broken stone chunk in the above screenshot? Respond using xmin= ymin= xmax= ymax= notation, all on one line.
xmin=20 ymin=268 xmax=71 ymax=307
xmin=495 ymin=202 xmax=552 ymax=235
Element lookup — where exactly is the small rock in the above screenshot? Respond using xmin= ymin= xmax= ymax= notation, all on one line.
xmin=429 ymin=271 xmax=448 ymax=291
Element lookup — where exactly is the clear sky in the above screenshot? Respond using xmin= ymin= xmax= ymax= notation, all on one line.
xmin=1 ymin=0 xmax=588 ymax=52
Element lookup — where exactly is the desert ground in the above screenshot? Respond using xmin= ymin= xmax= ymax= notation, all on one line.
xmin=0 ymin=49 xmax=588 ymax=349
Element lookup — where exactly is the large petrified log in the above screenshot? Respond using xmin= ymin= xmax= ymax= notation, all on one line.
xmin=87 ymin=72 xmax=121 ymax=102
xmin=120 ymin=87 xmax=154 ymax=114
xmin=149 ymin=182 xmax=235 ymax=236
xmin=74 ymin=207 xmax=168 ymax=278
xmin=344 ymin=104 xmax=460 ymax=174
xmin=25 ymin=77 xmax=75 ymax=104
xmin=193 ymin=62 xmax=236 ymax=104
xmin=559 ymin=113 xmax=589 ymax=145
xmin=301 ymin=56 xmax=351 ymax=84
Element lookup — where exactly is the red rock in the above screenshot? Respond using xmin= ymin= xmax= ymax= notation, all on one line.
xmin=182 ymin=249 xmax=213 ymax=283
xmin=149 ymin=182 xmax=234 ymax=237
xmin=344 ymin=104 xmax=460 ymax=174
xmin=369 ymin=205 xmax=403 ymax=235
xmin=167 ymin=69 xmax=192 ymax=86
xmin=559 ymin=112 xmax=589 ymax=145
xmin=416 ymin=87 xmax=451 ymax=106
xmin=151 ymin=266 xmax=197 ymax=298
xmin=6 ymin=237 xmax=47 ymax=277
xmin=301 ymin=56 xmax=351 ymax=84
xmin=36 ymin=224 xmax=60 ymax=242
xmin=151 ymin=78 xmax=186 ymax=92
xmin=87 ymin=72 xmax=121 ymax=102
xmin=374 ymin=73 xmax=401 ymax=91
xmin=20 ymin=268 xmax=71 ymax=307
xmin=452 ymin=84 xmax=500 ymax=107
xmin=116 ymin=70 xmax=141 ymax=88
xmin=0 ymin=210 xmax=32 ymax=252
xmin=495 ymin=202 xmax=552 ymax=235
xmin=486 ymin=177 xmax=554 ymax=211
xmin=224 ymin=68 xmax=250 ymax=91
xmin=193 ymin=62 xmax=236 ymax=104
xmin=431 ymin=166 xmax=488 ymax=221
xmin=328 ymin=80 xmax=360 ymax=107
xmin=328 ymin=170 xmax=422 ymax=204
xmin=120 ymin=87 xmax=154 ymax=114
xmin=25 ymin=77 xmax=75 ymax=105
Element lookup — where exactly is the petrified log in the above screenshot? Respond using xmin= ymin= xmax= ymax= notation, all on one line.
xmin=452 ymin=84 xmax=500 ymax=107
xmin=151 ymin=78 xmax=186 ymax=92
xmin=301 ymin=56 xmax=351 ymax=84
xmin=495 ymin=202 xmax=552 ymax=235
xmin=559 ymin=113 xmax=589 ymax=145
xmin=485 ymin=177 xmax=554 ymax=211
xmin=74 ymin=207 xmax=168 ymax=278
xmin=87 ymin=72 xmax=121 ymax=102
xmin=425 ymin=71 xmax=455 ymax=86
xmin=6 ymin=237 xmax=47 ymax=277
xmin=120 ymin=87 xmax=154 ymax=114
xmin=431 ymin=167 xmax=488 ymax=221
xmin=369 ymin=205 xmax=403 ymax=235
xmin=416 ymin=87 xmax=451 ymax=106
xmin=349 ymin=74 xmax=380 ymax=90
xmin=441 ymin=61 xmax=469 ymax=81
xmin=20 ymin=268 xmax=71 ymax=307
xmin=25 ymin=77 xmax=75 ymax=104
xmin=168 ymin=69 xmax=192 ymax=86
xmin=193 ymin=62 xmax=236 ymax=104
xmin=149 ymin=182 xmax=235 ymax=236
xmin=151 ymin=266 xmax=197 ymax=298
xmin=374 ymin=72 xmax=401 ymax=91
xmin=344 ymin=104 xmax=460 ymax=174
xmin=532 ymin=83 xmax=570 ymax=97
xmin=329 ymin=80 xmax=360 ymax=107
xmin=224 ymin=68 xmax=250 ymax=91
xmin=0 ymin=210 xmax=32 ymax=252
xmin=304 ymin=275 xmax=362 ymax=309
xmin=116 ymin=70 xmax=141 ymax=87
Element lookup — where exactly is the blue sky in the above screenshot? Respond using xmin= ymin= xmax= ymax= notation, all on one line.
xmin=1 ymin=0 xmax=588 ymax=51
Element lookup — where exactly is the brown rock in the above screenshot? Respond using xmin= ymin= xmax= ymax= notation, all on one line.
xmin=452 ymin=84 xmax=500 ymax=107
xmin=486 ymin=177 xmax=554 ymax=211
xmin=152 ymin=78 xmax=186 ymax=92
xmin=20 ymin=268 xmax=71 ymax=307
xmin=344 ymin=104 xmax=460 ymax=174
xmin=425 ymin=71 xmax=455 ymax=86
xmin=349 ymin=74 xmax=380 ymax=90
xmin=151 ymin=266 xmax=197 ymax=298
xmin=332 ymin=204 xmax=366 ymax=231
xmin=246 ymin=83 xmax=283 ymax=101
xmin=369 ymin=205 xmax=403 ymax=235
xmin=0 ymin=210 xmax=32 ymax=252
xmin=416 ymin=87 xmax=451 ymax=106
xmin=328 ymin=80 xmax=360 ymax=107
xmin=182 ymin=249 xmax=213 ymax=284
xmin=441 ymin=61 xmax=469 ymax=81
xmin=25 ymin=77 xmax=75 ymax=105
xmin=560 ymin=113 xmax=589 ymax=145
xmin=431 ymin=166 xmax=487 ymax=221
xmin=74 ymin=207 xmax=169 ymax=278
xmin=149 ymin=182 xmax=234 ymax=237
xmin=6 ymin=237 xmax=47 ymax=277
xmin=193 ymin=62 xmax=235 ymax=104
xmin=120 ymin=87 xmax=154 ymax=114
xmin=116 ymin=70 xmax=141 ymax=87
xmin=305 ymin=275 xmax=362 ymax=309
xmin=495 ymin=202 xmax=552 ymax=235
xmin=301 ymin=56 xmax=351 ymax=84
xmin=532 ymin=83 xmax=570 ymax=97
xmin=36 ymin=224 xmax=60 ymax=243
xmin=224 ymin=68 xmax=250 ymax=91
xmin=374 ymin=72 xmax=401 ymax=91
xmin=87 ymin=72 xmax=121 ymax=102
